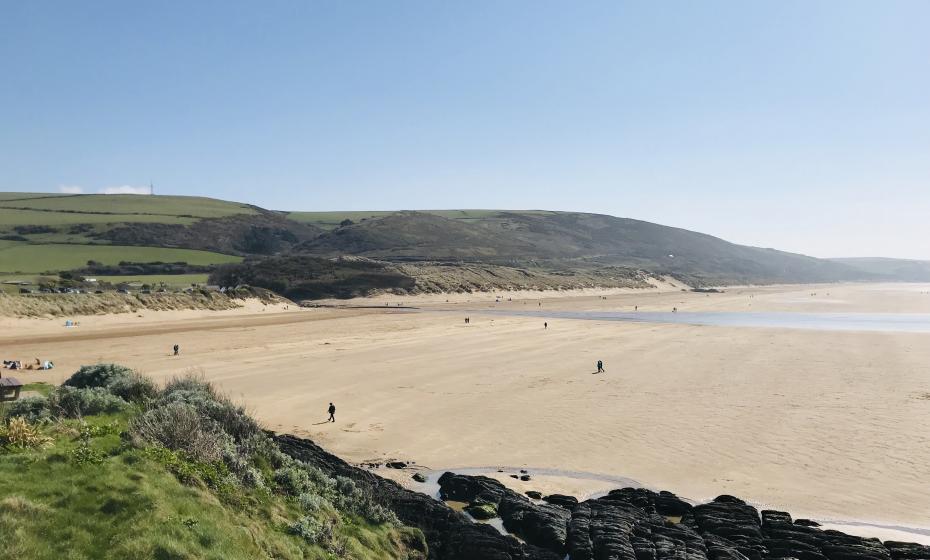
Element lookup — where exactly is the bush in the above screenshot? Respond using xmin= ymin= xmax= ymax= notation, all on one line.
xmin=49 ymin=387 xmax=129 ymax=418
xmin=289 ymin=516 xmax=337 ymax=548
xmin=4 ymin=396 xmax=52 ymax=423
xmin=63 ymin=364 xmax=134 ymax=390
xmin=0 ymin=417 xmax=54 ymax=450
xmin=159 ymin=376 xmax=261 ymax=444
xmin=108 ymin=372 xmax=158 ymax=403
xmin=129 ymin=402 xmax=227 ymax=463
xmin=298 ymin=493 xmax=331 ymax=514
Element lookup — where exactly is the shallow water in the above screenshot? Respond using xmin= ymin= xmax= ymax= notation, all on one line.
xmin=482 ymin=310 xmax=930 ymax=333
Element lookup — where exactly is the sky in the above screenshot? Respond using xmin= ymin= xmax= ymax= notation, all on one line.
xmin=1 ymin=1 xmax=928 ymax=259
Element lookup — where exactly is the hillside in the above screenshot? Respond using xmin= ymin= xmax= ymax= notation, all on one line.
xmin=830 ymin=257 xmax=930 ymax=282
xmin=0 ymin=192 xmax=897 ymax=290
xmin=297 ymin=210 xmax=870 ymax=286
xmin=0 ymin=194 xmax=318 ymax=275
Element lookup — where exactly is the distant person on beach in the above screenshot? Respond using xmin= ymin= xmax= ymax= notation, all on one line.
xmin=597 ymin=360 xmax=605 ymax=373
xmin=328 ymin=402 xmax=336 ymax=422
xmin=173 ymin=344 xmax=179 ymax=356
xmin=544 ymin=322 xmax=548 ymax=329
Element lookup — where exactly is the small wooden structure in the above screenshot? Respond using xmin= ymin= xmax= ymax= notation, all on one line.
xmin=0 ymin=377 xmax=24 ymax=401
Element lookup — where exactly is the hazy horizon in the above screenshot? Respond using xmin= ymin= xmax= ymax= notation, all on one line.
xmin=2 ymin=1 xmax=928 ymax=259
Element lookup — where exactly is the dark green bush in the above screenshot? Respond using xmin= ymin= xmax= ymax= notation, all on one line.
xmin=108 ymin=372 xmax=158 ymax=403
xmin=50 ymin=387 xmax=129 ymax=418
xmin=63 ymin=364 xmax=135 ymax=390
xmin=4 ymin=396 xmax=52 ymax=423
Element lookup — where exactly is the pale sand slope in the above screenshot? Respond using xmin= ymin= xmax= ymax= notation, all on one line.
xmin=4 ymin=283 xmax=930 ymax=537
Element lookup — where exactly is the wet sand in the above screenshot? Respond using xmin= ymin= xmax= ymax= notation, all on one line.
xmin=4 ymin=283 xmax=930 ymax=540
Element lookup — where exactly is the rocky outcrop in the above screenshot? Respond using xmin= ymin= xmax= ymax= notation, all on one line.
xmin=275 ymin=437 xmax=930 ymax=560
xmin=276 ymin=435 xmax=561 ymax=560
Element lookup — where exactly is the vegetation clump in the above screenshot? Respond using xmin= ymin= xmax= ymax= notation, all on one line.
xmin=0 ymin=364 xmax=423 ymax=559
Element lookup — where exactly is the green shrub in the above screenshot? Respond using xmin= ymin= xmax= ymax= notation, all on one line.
xmin=289 ymin=516 xmax=332 ymax=546
xmin=298 ymin=492 xmax=331 ymax=514
xmin=129 ymin=401 xmax=228 ymax=463
xmin=49 ymin=387 xmax=129 ymax=418
xmin=159 ymin=380 xmax=261 ymax=444
xmin=63 ymin=364 xmax=134 ymax=389
xmin=4 ymin=396 xmax=51 ymax=423
xmin=274 ymin=465 xmax=313 ymax=496
xmin=108 ymin=372 xmax=158 ymax=403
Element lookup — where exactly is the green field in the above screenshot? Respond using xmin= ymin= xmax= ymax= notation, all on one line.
xmin=0 ymin=194 xmax=255 ymax=218
xmin=0 ymin=192 xmax=70 ymax=201
xmin=0 ymin=208 xmax=196 ymax=227
xmin=0 ymin=243 xmax=241 ymax=273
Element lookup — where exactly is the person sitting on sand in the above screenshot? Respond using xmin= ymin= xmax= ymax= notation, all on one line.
xmin=328 ymin=402 xmax=336 ymax=423
xmin=597 ymin=360 xmax=605 ymax=373
xmin=173 ymin=344 xmax=180 ymax=356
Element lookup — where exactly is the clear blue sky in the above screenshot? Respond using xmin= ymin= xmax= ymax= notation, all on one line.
xmin=2 ymin=1 xmax=928 ymax=258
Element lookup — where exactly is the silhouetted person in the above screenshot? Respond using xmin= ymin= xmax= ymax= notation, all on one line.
xmin=544 ymin=322 xmax=548 ymax=329
xmin=597 ymin=360 xmax=604 ymax=373
xmin=328 ymin=402 xmax=336 ymax=422
xmin=173 ymin=344 xmax=179 ymax=356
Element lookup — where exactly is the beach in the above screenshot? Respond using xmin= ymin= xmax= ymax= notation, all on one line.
xmin=3 ymin=282 xmax=929 ymax=541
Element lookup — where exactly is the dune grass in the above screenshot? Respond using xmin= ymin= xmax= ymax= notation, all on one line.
xmin=0 ymin=243 xmax=241 ymax=273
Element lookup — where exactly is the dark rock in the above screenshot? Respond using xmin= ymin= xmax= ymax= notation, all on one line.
xmin=499 ymin=495 xmax=570 ymax=554
xmin=885 ymin=541 xmax=930 ymax=560
xmin=438 ymin=472 xmax=507 ymax=505
xmin=525 ymin=491 xmax=543 ymax=500
xmin=275 ymin=435 xmax=561 ymax=560
xmin=386 ymin=461 xmax=407 ymax=469
xmin=520 ymin=475 xmax=532 ymax=481
xmin=606 ymin=488 xmax=693 ymax=517
xmin=510 ymin=474 xmax=519 ymax=479
xmin=795 ymin=519 xmax=822 ymax=527
xmin=542 ymin=494 xmax=578 ymax=509
xmin=412 ymin=472 xmax=428 ymax=483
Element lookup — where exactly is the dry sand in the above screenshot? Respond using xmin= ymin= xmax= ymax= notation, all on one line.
xmin=3 ymin=283 xmax=930 ymax=542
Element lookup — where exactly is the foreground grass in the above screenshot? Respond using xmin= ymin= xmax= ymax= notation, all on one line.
xmin=0 ymin=368 xmax=424 ymax=560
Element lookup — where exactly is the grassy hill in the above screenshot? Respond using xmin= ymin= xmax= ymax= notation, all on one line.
xmin=297 ymin=210 xmax=869 ymax=285
xmin=0 ymin=367 xmax=425 ymax=560
xmin=0 ymin=192 xmax=896 ymax=290
xmin=0 ymin=194 xmax=314 ymax=277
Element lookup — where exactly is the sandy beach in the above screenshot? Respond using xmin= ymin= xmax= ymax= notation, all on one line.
xmin=3 ymin=282 xmax=929 ymax=542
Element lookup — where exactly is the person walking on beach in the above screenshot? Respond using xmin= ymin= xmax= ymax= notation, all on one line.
xmin=544 ymin=322 xmax=548 ymax=329
xmin=173 ymin=344 xmax=179 ymax=356
xmin=596 ymin=360 xmax=605 ymax=373
xmin=328 ymin=402 xmax=336 ymax=422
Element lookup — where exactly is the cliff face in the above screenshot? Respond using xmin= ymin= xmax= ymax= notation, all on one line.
xmin=276 ymin=434 xmax=930 ymax=560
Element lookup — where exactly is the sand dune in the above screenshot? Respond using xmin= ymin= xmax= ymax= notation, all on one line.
xmin=4 ymin=283 xmax=930 ymax=538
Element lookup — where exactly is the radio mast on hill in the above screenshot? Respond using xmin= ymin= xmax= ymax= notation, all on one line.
xmin=150 ymin=182 xmax=155 ymax=195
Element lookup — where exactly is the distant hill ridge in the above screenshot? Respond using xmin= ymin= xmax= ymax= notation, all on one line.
xmin=0 ymin=192 xmax=918 ymax=285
